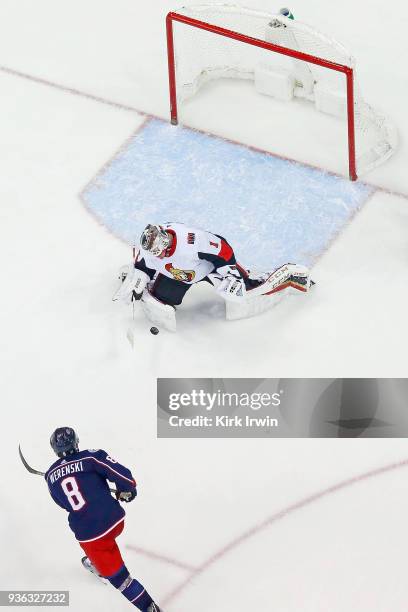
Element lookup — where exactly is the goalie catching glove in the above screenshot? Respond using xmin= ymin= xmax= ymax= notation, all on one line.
xmin=112 ymin=265 xmax=150 ymax=305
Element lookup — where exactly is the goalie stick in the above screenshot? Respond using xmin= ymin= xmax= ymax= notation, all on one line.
xmin=113 ymin=247 xmax=161 ymax=345
xmin=126 ymin=299 xmax=137 ymax=348
xmin=18 ymin=445 xmax=117 ymax=494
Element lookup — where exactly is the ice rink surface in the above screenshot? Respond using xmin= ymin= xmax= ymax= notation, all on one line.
xmin=82 ymin=118 xmax=373 ymax=270
xmin=1 ymin=1 xmax=408 ymax=610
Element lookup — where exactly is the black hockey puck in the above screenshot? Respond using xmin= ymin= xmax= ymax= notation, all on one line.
xmin=150 ymin=326 xmax=159 ymax=335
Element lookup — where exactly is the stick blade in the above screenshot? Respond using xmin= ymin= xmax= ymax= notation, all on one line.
xmin=126 ymin=325 xmax=135 ymax=348
xmin=18 ymin=444 xmax=45 ymax=476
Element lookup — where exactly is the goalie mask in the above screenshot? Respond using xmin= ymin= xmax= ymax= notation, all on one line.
xmin=140 ymin=224 xmax=171 ymax=257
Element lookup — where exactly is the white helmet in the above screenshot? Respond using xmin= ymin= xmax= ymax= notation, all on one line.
xmin=140 ymin=224 xmax=171 ymax=257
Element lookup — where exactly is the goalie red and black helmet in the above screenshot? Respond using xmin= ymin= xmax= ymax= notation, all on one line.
xmin=140 ymin=224 xmax=171 ymax=257
xmin=50 ymin=427 xmax=79 ymax=457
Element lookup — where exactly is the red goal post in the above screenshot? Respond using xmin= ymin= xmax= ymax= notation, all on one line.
xmin=166 ymin=10 xmax=357 ymax=181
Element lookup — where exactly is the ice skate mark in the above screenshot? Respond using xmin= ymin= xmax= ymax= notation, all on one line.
xmin=161 ymin=457 xmax=408 ymax=605
xmin=126 ymin=545 xmax=198 ymax=572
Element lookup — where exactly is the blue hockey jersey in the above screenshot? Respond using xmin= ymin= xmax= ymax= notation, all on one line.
xmin=45 ymin=449 xmax=137 ymax=542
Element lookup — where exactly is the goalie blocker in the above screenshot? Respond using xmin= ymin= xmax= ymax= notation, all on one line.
xmin=113 ymin=222 xmax=314 ymax=331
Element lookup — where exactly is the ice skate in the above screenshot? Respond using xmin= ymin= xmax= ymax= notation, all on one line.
xmin=81 ymin=556 xmax=107 ymax=583
xmin=147 ymin=603 xmax=162 ymax=612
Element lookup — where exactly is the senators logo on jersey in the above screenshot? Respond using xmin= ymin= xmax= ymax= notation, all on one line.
xmin=165 ymin=263 xmax=195 ymax=283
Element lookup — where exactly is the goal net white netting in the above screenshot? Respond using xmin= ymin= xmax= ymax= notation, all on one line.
xmin=170 ymin=4 xmax=397 ymax=176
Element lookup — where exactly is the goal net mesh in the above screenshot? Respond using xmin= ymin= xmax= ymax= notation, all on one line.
xmin=171 ymin=4 xmax=397 ymax=175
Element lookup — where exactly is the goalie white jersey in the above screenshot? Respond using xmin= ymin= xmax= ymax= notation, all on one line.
xmin=135 ymin=222 xmax=237 ymax=284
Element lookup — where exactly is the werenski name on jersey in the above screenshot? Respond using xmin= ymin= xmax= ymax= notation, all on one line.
xmin=48 ymin=460 xmax=84 ymax=484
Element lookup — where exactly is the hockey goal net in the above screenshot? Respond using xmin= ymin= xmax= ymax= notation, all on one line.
xmin=166 ymin=5 xmax=397 ymax=180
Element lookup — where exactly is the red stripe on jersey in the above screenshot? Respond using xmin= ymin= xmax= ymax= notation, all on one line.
xmin=165 ymin=230 xmax=177 ymax=257
xmin=218 ymin=239 xmax=234 ymax=262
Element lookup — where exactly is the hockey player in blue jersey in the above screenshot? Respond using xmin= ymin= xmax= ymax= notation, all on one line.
xmin=45 ymin=427 xmax=162 ymax=611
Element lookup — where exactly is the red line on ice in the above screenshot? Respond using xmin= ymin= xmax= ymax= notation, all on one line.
xmin=0 ymin=64 xmax=139 ymax=113
xmin=1 ymin=63 xmax=406 ymax=200
xmin=156 ymin=457 xmax=408 ymax=605
xmin=126 ymin=544 xmax=199 ymax=572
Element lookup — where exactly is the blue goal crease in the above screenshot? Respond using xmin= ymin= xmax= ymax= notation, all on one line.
xmin=82 ymin=118 xmax=374 ymax=271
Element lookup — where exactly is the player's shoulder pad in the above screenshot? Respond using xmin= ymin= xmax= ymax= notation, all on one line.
xmin=93 ymin=449 xmax=120 ymax=463
xmin=86 ymin=448 xmax=110 ymax=461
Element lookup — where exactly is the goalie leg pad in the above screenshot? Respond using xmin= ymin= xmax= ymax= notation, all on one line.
xmin=285 ymin=264 xmax=312 ymax=294
xmin=141 ymin=291 xmax=176 ymax=332
xmin=226 ymin=291 xmax=285 ymax=320
xmin=246 ymin=264 xmax=312 ymax=298
xmin=225 ymin=264 xmax=313 ymax=321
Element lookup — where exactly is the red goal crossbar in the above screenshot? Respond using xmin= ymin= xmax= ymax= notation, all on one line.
xmin=166 ymin=11 xmax=357 ymax=181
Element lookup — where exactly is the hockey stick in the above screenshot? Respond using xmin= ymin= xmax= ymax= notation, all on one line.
xmin=18 ymin=445 xmax=118 ymax=494
xmin=19 ymin=445 xmax=45 ymax=476
xmin=126 ymin=246 xmax=140 ymax=348
xmin=126 ymin=299 xmax=136 ymax=348
xmin=115 ymin=249 xmax=162 ymax=344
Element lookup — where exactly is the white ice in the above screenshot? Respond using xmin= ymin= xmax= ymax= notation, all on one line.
xmin=1 ymin=1 xmax=408 ymax=611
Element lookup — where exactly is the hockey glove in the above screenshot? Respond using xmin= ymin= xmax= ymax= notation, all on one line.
xmin=116 ymin=490 xmax=137 ymax=503
xmin=216 ymin=274 xmax=246 ymax=301
xmin=113 ymin=267 xmax=150 ymax=305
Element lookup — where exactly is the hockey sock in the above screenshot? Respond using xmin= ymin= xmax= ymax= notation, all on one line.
xmin=107 ymin=565 xmax=154 ymax=610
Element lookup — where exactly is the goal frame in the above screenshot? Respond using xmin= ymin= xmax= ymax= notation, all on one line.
xmin=166 ymin=11 xmax=358 ymax=181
